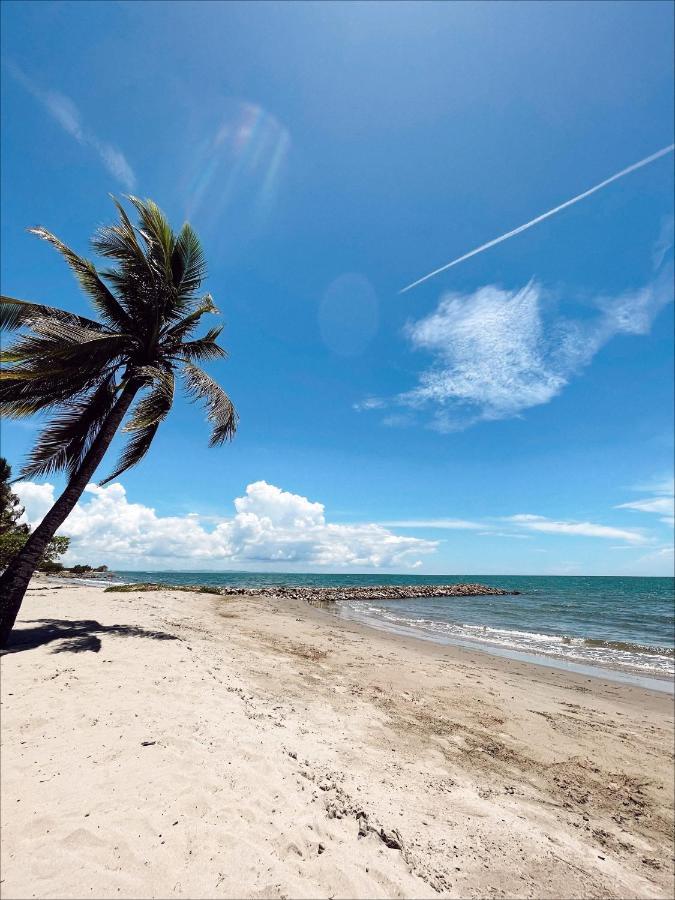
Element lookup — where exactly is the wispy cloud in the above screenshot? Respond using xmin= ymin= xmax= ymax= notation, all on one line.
xmin=377 ymin=518 xmax=482 ymax=530
xmin=6 ymin=61 xmax=136 ymax=190
xmin=376 ymin=513 xmax=647 ymax=544
xmin=633 ymin=544 xmax=675 ymax=569
xmin=617 ymin=477 xmax=675 ymax=527
xmin=353 ymin=397 xmax=386 ymax=411
xmin=400 ymin=144 xmax=674 ymax=292
xmin=653 ymin=217 xmax=675 ymax=270
xmin=363 ymin=260 xmax=673 ymax=432
xmin=506 ymin=514 xmax=647 ymax=544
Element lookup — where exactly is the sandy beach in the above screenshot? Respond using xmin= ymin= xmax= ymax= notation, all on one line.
xmin=1 ymin=580 xmax=673 ymax=900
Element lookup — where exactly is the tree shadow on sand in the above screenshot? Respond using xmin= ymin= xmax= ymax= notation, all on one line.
xmin=1 ymin=619 xmax=179 ymax=655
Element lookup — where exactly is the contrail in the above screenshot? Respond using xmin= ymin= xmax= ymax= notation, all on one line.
xmin=400 ymin=144 xmax=675 ymax=294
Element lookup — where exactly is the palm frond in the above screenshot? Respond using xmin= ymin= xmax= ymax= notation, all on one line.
xmin=99 ymin=421 xmax=159 ymax=485
xmin=162 ymin=294 xmax=218 ymax=343
xmin=29 ymin=317 xmax=118 ymax=345
xmin=91 ymin=195 xmax=148 ymax=270
xmin=0 ymin=295 xmax=104 ymax=333
xmin=175 ymin=327 xmax=227 ymax=363
xmin=97 ymin=364 xmax=175 ymax=484
xmin=27 ymin=228 xmax=132 ymax=331
xmin=0 ymin=364 xmax=118 ymax=418
xmin=127 ymin=196 xmax=175 ymax=276
xmin=124 ymin=367 xmax=175 ymax=431
xmin=182 ymin=362 xmax=237 ymax=446
xmin=171 ymin=223 xmax=206 ymax=297
xmin=1 ymin=330 xmax=126 ymax=368
xmin=91 ymin=226 xmax=148 ymax=272
xmin=19 ymin=376 xmax=117 ymax=479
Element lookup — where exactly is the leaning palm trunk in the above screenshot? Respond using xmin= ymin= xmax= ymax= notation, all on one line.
xmin=0 ymin=382 xmax=139 ymax=646
xmin=0 ymin=197 xmax=237 ymax=647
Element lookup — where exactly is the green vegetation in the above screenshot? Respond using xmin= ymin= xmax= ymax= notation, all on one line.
xmin=0 ymin=198 xmax=237 ymax=646
xmin=0 ymin=458 xmax=70 ymax=571
xmin=104 ymin=582 xmax=223 ymax=595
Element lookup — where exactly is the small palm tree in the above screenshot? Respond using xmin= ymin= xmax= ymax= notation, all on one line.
xmin=0 ymin=197 xmax=237 ymax=646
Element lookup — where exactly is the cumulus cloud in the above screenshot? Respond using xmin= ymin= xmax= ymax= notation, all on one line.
xmin=14 ymin=480 xmax=438 ymax=570
xmin=15 ymin=482 xmax=56 ymax=526
xmin=506 ymin=514 xmax=647 ymax=544
xmin=6 ymin=61 xmax=136 ymax=189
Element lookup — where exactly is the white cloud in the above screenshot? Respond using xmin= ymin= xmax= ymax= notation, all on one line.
xmin=617 ymin=497 xmax=673 ymax=515
xmin=15 ymin=482 xmax=56 ymax=526
xmin=360 ymin=224 xmax=673 ymax=431
xmin=634 ymin=476 xmax=674 ymax=496
xmin=378 ymin=518 xmax=482 ymax=530
xmin=616 ymin=478 xmax=675 ymax=527
xmin=400 ymin=281 xmax=566 ymax=428
xmin=506 ymin=514 xmax=647 ymax=544
xmin=387 ymin=269 xmax=673 ymax=431
xmin=15 ymin=481 xmax=664 ymax=570
xmin=632 ymin=545 xmax=675 ymax=570
xmin=6 ymin=62 xmax=136 ymax=189
xmin=14 ymin=480 xmax=438 ymax=570
xmin=353 ymin=397 xmax=386 ymax=411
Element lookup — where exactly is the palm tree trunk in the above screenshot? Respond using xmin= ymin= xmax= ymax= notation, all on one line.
xmin=0 ymin=381 xmax=140 ymax=647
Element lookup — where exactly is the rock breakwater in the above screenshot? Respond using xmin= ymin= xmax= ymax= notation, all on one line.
xmin=106 ymin=582 xmax=517 ymax=601
xmin=234 ymin=583 xmax=516 ymax=603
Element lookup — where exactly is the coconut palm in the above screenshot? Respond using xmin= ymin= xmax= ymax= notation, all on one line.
xmin=0 ymin=197 xmax=237 ymax=646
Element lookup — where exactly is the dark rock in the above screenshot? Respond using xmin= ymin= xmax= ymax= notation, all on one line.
xmin=380 ymin=827 xmax=403 ymax=850
xmin=212 ymin=583 xmax=515 ymax=603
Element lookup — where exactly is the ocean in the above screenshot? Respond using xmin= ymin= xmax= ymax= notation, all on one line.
xmin=112 ymin=571 xmax=674 ymax=685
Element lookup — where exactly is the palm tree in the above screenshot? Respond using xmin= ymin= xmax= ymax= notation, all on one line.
xmin=0 ymin=197 xmax=237 ymax=646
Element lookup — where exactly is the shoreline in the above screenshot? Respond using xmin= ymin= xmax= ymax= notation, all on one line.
xmin=302 ymin=591 xmax=675 ymax=698
xmin=329 ymin=603 xmax=675 ymax=694
xmin=37 ymin=576 xmax=675 ymax=696
xmin=100 ymin=577 xmax=675 ymax=690
xmin=2 ymin=579 xmax=673 ymax=898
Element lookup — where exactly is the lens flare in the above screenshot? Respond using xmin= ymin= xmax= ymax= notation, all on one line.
xmin=319 ymin=274 xmax=379 ymax=357
xmin=184 ymin=100 xmax=290 ymax=235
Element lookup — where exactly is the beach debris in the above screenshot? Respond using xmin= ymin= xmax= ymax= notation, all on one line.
xmin=318 ymin=842 xmax=326 ymax=854
xmin=379 ymin=827 xmax=403 ymax=850
xmin=140 ymin=740 xmax=156 ymax=747
xmin=357 ymin=814 xmax=369 ymax=838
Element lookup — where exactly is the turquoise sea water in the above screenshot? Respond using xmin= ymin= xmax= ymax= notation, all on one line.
xmin=113 ymin=571 xmax=674 ymax=682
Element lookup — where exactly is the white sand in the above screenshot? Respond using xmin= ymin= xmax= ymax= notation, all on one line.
xmin=1 ymin=580 xmax=673 ymax=899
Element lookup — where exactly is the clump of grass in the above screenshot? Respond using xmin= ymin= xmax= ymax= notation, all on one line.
xmin=105 ymin=583 xmax=165 ymax=592
xmin=105 ymin=582 xmax=223 ymax=596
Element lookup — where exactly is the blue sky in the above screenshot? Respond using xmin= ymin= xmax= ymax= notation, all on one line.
xmin=1 ymin=0 xmax=673 ymax=575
